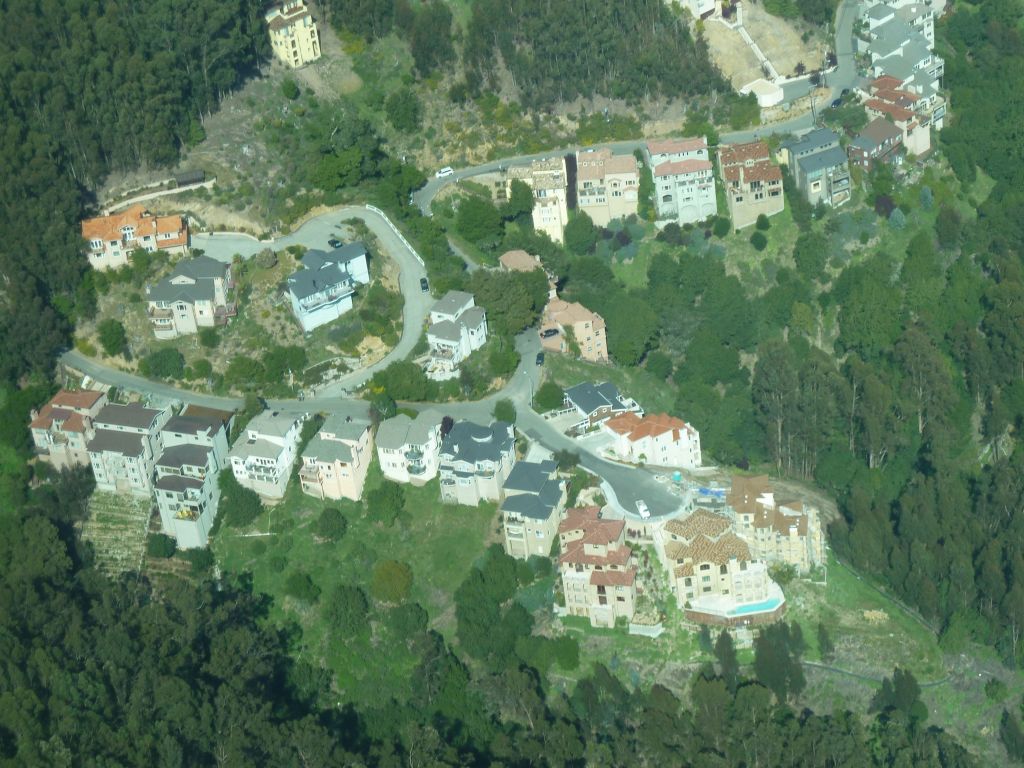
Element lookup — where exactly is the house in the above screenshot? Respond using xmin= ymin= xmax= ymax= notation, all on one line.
xmin=780 ymin=129 xmax=851 ymax=207
xmin=861 ymin=76 xmax=933 ymax=156
xmin=288 ymin=243 xmax=370 ymax=332
xmin=563 ymin=381 xmax=641 ymax=431
xmin=501 ymin=460 xmax=567 ymax=559
xmin=499 ymin=249 xmax=542 ymax=273
xmin=682 ymin=0 xmax=717 ymax=19
xmin=227 ymin=411 xmax=304 ymax=499
xmin=718 ymin=141 xmax=785 ymax=230
xmin=154 ymin=444 xmax=220 ymax=549
xmin=146 ymin=255 xmax=236 ymax=339
xmin=29 ymin=389 xmax=108 ymax=469
xmin=425 ymin=291 xmax=488 ymax=381
xmin=81 ymin=204 xmax=189 ymax=271
xmin=375 ymin=410 xmax=445 ymax=485
xmin=507 ymin=157 xmax=570 ymax=243
xmin=541 ymin=298 xmax=608 ymax=362
xmin=161 ymin=406 xmax=233 ymax=470
xmin=848 ymin=117 xmax=904 ymax=169
xmin=299 ymin=411 xmax=374 ymax=502
xmin=647 ymin=137 xmax=718 ymax=224
xmin=266 ymin=1 xmax=321 ymax=68
xmin=559 ymin=506 xmax=637 ymax=628
xmin=87 ymin=403 xmax=170 ymax=496
xmin=575 ymin=148 xmax=640 ymax=226
xmin=602 ymin=412 xmax=702 ymax=469
xmin=658 ymin=509 xmax=785 ymax=626
xmin=727 ymin=475 xmax=826 ymax=573
xmin=438 ymin=420 xmax=516 ymax=505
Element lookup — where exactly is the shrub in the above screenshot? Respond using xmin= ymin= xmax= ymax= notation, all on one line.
xmin=755 ymin=213 xmax=771 ymax=230
xmin=199 ymin=327 xmax=219 ymax=348
xmin=146 ymin=533 xmax=176 ymax=558
xmin=285 ymin=571 xmax=321 ymax=603
xmin=181 ymin=548 xmax=215 ymax=575
xmin=315 ymin=507 xmax=348 ymax=541
xmin=749 ymin=231 xmax=768 ymax=251
xmin=75 ymin=338 xmax=98 ymax=357
xmin=888 ymin=208 xmax=907 ymax=230
xmin=139 ymin=348 xmax=185 ymax=380
xmin=712 ymin=217 xmax=732 ymax=237
xmin=323 ymin=584 xmax=370 ymax=636
xmin=493 ymin=398 xmax=516 ymax=424
xmin=370 ymin=560 xmax=413 ymax=603
xmin=97 ymin=319 xmax=127 ymax=357
xmin=281 ymin=78 xmax=300 ymax=100
xmin=365 ymin=482 xmax=405 ymax=526
xmin=218 ymin=471 xmax=263 ymax=528
xmin=533 ymin=381 xmax=565 ymax=412
xmin=985 ymin=677 xmax=1009 ymax=702
xmin=191 ymin=358 xmax=213 ymax=380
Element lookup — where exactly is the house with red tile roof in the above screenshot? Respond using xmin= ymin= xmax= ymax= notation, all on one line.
xmin=860 ymin=76 xmax=932 ymax=156
xmin=558 ymin=507 xmax=637 ymax=627
xmin=602 ymin=412 xmax=702 ymax=469
xmin=29 ymin=389 xmax=109 ymax=469
xmin=717 ymin=140 xmax=784 ymax=229
xmin=727 ymin=475 xmax=825 ymax=573
xmin=646 ymin=136 xmax=718 ymax=224
xmin=81 ymin=204 xmax=189 ymax=271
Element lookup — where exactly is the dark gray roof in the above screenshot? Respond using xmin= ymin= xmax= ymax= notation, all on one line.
xmin=87 ymin=429 xmax=144 ymax=456
xmin=428 ymin=319 xmax=462 ymax=342
xmin=156 ymin=444 xmax=212 ymax=470
xmin=867 ymin=3 xmax=894 ymax=21
xmin=852 ymin=118 xmax=902 ymax=151
xmin=431 ymin=290 xmax=474 ymax=317
xmin=502 ymin=478 xmax=563 ymax=521
xmin=440 ymin=420 xmax=514 ymax=464
xmin=504 ymin=460 xmax=557 ymax=494
xmin=148 ymin=256 xmax=226 ymax=303
xmin=155 ymin=474 xmax=204 ymax=493
xmin=287 ymin=262 xmax=354 ymax=301
xmin=461 ymin=306 xmax=486 ymax=327
xmin=783 ymin=128 xmax=840 ymax=158
xmin=163 ymin=414 xmax=222 ymax=437
xmin=797 ymin=146 xmax=849 ymax=175
xmin=301 ymin=242 xmax=367 ymax=271
xmin=564 ymin=381 xmax=626 ymax=416
xmin=172 ymin=255 xmax=226 ymax=280
xmin=95 ymin=403 xmax=164 ymax=430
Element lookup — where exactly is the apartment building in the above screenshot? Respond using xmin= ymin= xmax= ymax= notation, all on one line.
xmin=602 ymin=412 xmax=702 ymax=469
xmin=146 ymin=255 xmax=235 ymax=339
xmin=501 ymin=460 xmax=567 ymax=560
xmin=861 ymin=75 xmax=933 ymax=156
xmin=559 ymin=506 xmax=637 ymax=628
xmin=425 ymin=291 xmax=488 ymax=381
xmin=266 ymin=1 xmax=321 ymax=68
xmin=154 ymin=444 xmax=220 ymax=549
xmin=375 ymin=410 xmax=445 ymax=485
xmin=848 ymin=117 xmax=904 ymax=170
xmin=87 ymin=403 xmax=170 ymax=496
xmin=299 ymin=412 xmax=373 ymax=502
xmin=780 ymin=128 xmax=851 ymax=208
xmin=647 ymin=137 xmax=718 ymax=224
xmin=29 ymin=389 xmax=108 ymax=469
xmin=288 ymin=243 xmax=370 ymax=332
xmin=718 ymin=140 xmax=784 ymax=230
xmin=438 ymin=420 xmax=516 ymax=505
xmin=161 ymin=406 xmax=232 ymax=470
xmin=227 ymin=411 xmax=304 ymax=499
xmin=541 ymin=297 xmax=608 ymax=362
xmin=81 ymin=204 xmax=189 ymax=271
xmin=575 ymin=148 xmax=640 ymax=227
xmin=507 ymin=157 xmax=569 ymax=243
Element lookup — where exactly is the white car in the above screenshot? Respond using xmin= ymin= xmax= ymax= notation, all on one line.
xmin=635 ymin=499 xmax=651 ymax=519
xmin=435 ymin=166 xmax=454 ymax=179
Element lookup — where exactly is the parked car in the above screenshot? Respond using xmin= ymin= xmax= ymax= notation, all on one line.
xmin=830 ymin=98 xmax=843 ymax=109
xmin=435 ymin=166 xmax=454 ymax=179
xmin=327 ymin=238 xmax=342 ymax=248
xmin=540 ymin=328 xmax=559 ymax=339
xmin=635 ymin=499 xmax=651 ymax=519
xmin=419 ymin=277 xmax=429 ymax=293
xmin=535 ymin=352 xmax=545 ymax=366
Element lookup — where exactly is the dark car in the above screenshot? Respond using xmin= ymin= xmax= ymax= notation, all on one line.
xmin=420 ymin=277 xmax=429 ymax=293
xmin=830 ymin=98 xmax=843 ymax=109
xmin=540 ymin=328 xmax=559 ymax=339
xmin=841 ymin=88 xmax=851 ymax=97
xmin=536 ymin=352 xmax=545 ymax=366
xmin=328 ymin=238 xmax=342 ymax=248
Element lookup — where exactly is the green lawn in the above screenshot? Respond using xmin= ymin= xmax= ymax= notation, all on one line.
xmin=546 ymin=352 xmax=676 ymax=414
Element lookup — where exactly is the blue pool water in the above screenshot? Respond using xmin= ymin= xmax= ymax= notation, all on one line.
xmin=729 ymin=597 xmax=784 ymax=617
xmin=697 ymin=487 xmax=726 ymax=499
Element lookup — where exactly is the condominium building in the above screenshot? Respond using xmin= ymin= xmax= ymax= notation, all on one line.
xmin=298 ymin=412 xmax=374 ymax=502
xmin=29 ymin=389 xmax=108 ymax=469
xmin=154 ymin=444 xmax=220 ymax=549
xmin=559 ymin=506 xmax=637 ymax=628
xmin=146 ymin=255 xmax=235 ymax=339
xmin=575 ymin=148 xmax=639 ymax=227
xmin=425 ymin=291 xmax=488 ymax=381
xmin=266 ymin=1 xmax=321 ymax=68
xmin=86 ymin=403 xmax=170 ymax=496
xmin=647 ymin=137 xmax=718 ymax=224
xmin=541 ymin=297 xmax=608 ymax=362
xmin=227 ymin=411 xmax=304 ymax=499
xmin=718 ymin=140 xmax=784 ymax=230
xmin=501 ymin=460 xmax=567 ymax=559
xmin=507 ymin=157 xmax=570 ymax=243
xmin=81 ymin=204 xmax=189 ymax=271
xmin=375 ymin=410 xmax=445 ymax=485
xmin=438 ymin=420 xmax=516 ymax=505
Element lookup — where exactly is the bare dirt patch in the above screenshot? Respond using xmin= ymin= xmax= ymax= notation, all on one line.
xmin=743 ymin=3 xmax=827 ymax=81
xmin=704 ymin=19 xmax=764 ymax=88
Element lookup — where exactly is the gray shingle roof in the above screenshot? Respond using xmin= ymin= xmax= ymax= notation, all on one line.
xmin=376 ymin=411 xmax=443 ymax=450
xmin=87 ymin=429 xmax=144 ymax=456
xmin=783 ymin=128 xmax=840 ymax=158
xmin=867 ymin=4 xmax=894 ymax=21
xmin=428 ymin=319 xmax=463 ymax=342
xmin=229 ymin=437 xmax=285 ymax=461
xmin=245 ymin=411 xmax=301 ymax=439
xmin=564 ymin=381 xmax=626 ymax=416
xmin=287 ymin=263 xmax=354 ymax=302
xmin=302 ymin=434 xmax=354 ymax=464
xmin=431 ymin=290 xmax=474 ymax=317
xmin=156 ymin=444 xmax=212 ymax=470
xmin=163 ymin=414 xmax=222 ymax=437
xmin=95 ymin=403 xmax=164 ymax=430
xmin=504 ymin=460 xmax=557 ymax=494
xmin=440 ymin=421 xmax=514 ymax=464
xmin=148 ymin=256 xmax=226 ymax=303
xmin=321 ymin=411 xmax=370 ymax=441
xmin=501 ymin=477 xmax=564 ymax=520
xmin=301 ymin=242 xmax=367 ymax=272
xmin=797 ymin=146 xmax=849 ymax=175
xmin=155 ymin=474 xmax=204 ymax=493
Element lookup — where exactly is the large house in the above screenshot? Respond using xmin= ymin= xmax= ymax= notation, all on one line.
xmin=146 ymin=255 xmax=235 ymax=339
xmin=848 ymin=117 xmax=904 ymax=170
xmin=425 ymin=291 xmax=488 ymax=381
xmin=559 ymin=506 xmax=637 ymax=628
xmin=860 ymin=75 xmax=932 ymax=156
xmin=718 ymin=141 xmax=784 ymax=230
xmin=288 ymin=243 xmax=370 ymax=332
xmin=575 ymin=148 xmax=640 ymax=227
xmin=299 ymin=412 xmax=374 ymax=502
xmin=227 ymin=411 xmax=304 ymax=499
xmin=154 ymin=444 xmax=220 ymax=549
xmin=438 ymin=420 xmax=516 ymax=505
xmin=501 ymin=460 xmax=567 ymax=560
xmin=87 ymin=403 xmax=170 ymax=496
xmin=266 ymin=1 xmax=321 ymax=68
xmin=30 ymin=389 xmax=108 ymax=469
xmin=647 ymin=137 xmax=718 ymax=224
xmin=780 ymin=128 xmax=851 ymax=208
xmin=499 ymin=249 xmax=542 ymax=273
xmin=541 ymin=298 xmax=608 ymax=363
xmin=563 ymin=381 xmax=641 ymax=432
xmin=161 ymin=406 xmax=233 ymax=470
xmin=376 ymin=410 xmax=445 ymax=485
xmin=602 ymin=412 xmax=702 ymax=469
xmin=81 ymin=204 xmax=189 ymax=271
xmin=507 ymin=157 xmax=569 ymax=243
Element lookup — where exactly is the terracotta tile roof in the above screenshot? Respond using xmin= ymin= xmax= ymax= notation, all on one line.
xmin=871 ymin=75 xmax=904 ymax=91
xmin=648 ymin=137 xmax=707 ymax=155
xmin=865 ymin=99 xmax=914 ymax=123
xmin=653 ymin=158 xmax=713 ymax=177
xmin=663 ymin=508 xmax=732 ymax=541
xmin=499 ymin=249 xmax=541 ymax=272
xmin=874 ymin=88 xmax=919 ymax=105
xmin=61 ymin=413 xmax=87 ymax=433
xmin=727 ymin=475 xmax=772 ymax=515
xmin=669 ymin=532 xmax=752 ymax=576
xmin=52 ymin=389 xmax=105 ymax=410
xmin=560 ymin=543 xmax=633 ymax=568
xmin=30 ymin=390 xmax=105 ymax=430
xmin=719 ymin=140 xmax=771 ymax=166
xmin=604 ymin=412 xmax=694 ymax=443
xmin=559 ymin=506 xmax=625 ymax=546
xmin=590 ymin=568 xmax=636 ymax=587
xmin=81 ymin=204 xmax=187 ymax=247
xmin=547 ymin=299 xmax=604 ymax=328
xmin=752 ymin=500 xmax=809 ymax=537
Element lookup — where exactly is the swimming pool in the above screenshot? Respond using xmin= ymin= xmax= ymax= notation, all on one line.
xmin=729 ymin=596 xmax=785 ymax=617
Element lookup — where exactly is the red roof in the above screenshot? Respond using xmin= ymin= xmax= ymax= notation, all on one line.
xmin=719 ymin=140 xmax=771 ymax=166
xmin=865 ymin=99 xmax=914 ymax=123
xmin=648 ymin=136 xmax=707 ymax=155
xmin=604 ymin=412 xmax=694 ymax=443
xmin=871 ymin=75 xmax=904 ymax=92
xmin=590 ymin=568 xmax=636 ymax=587
xmin=653 ymin=158 xmax=712 ymax=177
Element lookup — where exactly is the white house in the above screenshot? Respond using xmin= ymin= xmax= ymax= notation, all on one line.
xmin=601 ymin=412 xmax=702 ymax=469
xmin=154 ymin=444 xmax=220 ymax=549
xmin=375 ymin=410 xmax=445 ymax=485
xmin=647 ymin=137 xmax=718 ymax=224
xmin=86 ymin=403 xmax=170 ymax=496
xmin=438 ymin=420 xmax=516 ymax=505
xmin=228 ymin=411 xmax=305 ymax=499
xmin=287 ymin=243 xmax=370 ymax=332
xmin=266 ymin=1 xmax=321 ymax=68
xmin=146 ymin=255 xmax=236 ymax=339
xmin=425 ymin=291 xmax=488 ymax=381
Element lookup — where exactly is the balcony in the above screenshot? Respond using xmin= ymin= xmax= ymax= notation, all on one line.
xmin=404 ymin=448 xmax=424 ymax=461
xmin=298 ymin=465 xmax=320 ymax=482
xmin=408 ymin=463 xmax=427 ymax=476
xmin=299 ymin=285 xmax=353 ymax=312
xmin=147 ymin=305 xmax=172 ymax=319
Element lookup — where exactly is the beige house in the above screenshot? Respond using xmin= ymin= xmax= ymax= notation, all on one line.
xmin=299 ymin=412 xmax=374 ymax=502
xmin=727 ymin=475 xmax=826 ymax=573
xmin=438 ymin=420 xmax=516 ymax=505
xmin=718 ymin=141 xmax=784 ymax=230
xmin=146 ymin=255 xmax=235 ymax=339
xmin=541 ymin=298 xmax=608 ymax=362
xmin=559 ymin=507 xmax=637 ymax=628
xmin=81 ymin=204 xmax=189 ymax=271
xmin=647 ymin=137 xmax=718 ymax=224
xmin=499 ymin=249 xmax=542 ymax=273
xmin=508 ymin=157 xmax=569 ymax=243
xmin=266 ymin=1 xmax=321 ymax=68
xmin=87 ymin=403 xmax=170 ymax=496
xmin=501 ymin=460 xmax=567 ymax=559
xmin=30 ymin=389 xmax=109 ymax=469
xmin=375 ymin=411 xmax=444 ymax=485
xmin=602 ymin=412 xmax=702 ymax=469
xmin=575 ymin=148 xmax=639 ymax=226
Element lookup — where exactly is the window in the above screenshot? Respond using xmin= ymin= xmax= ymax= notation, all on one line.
xmin=702 ymin=575 xmax=711 ymax=583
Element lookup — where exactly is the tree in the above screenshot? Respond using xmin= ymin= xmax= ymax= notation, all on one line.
xmin=285 ymin=571 xmax=321 ymax=603
xmin=502 ymin=179 xmax=534 ymax=223
xmin=888 ymin=207 xmax=907 ymax=230
xmin=199 ymin=327 xmax=219 ymax=348
xmin=323 ymin=584 xmax=370 ymax=636
xmin=366 ymin=481 xmax=405 ymax=525
xmin=315 ymin=508 xmax=348 ymax=541
xmin=493 ymin=399 xmax=516 ymax=424
xmin=139 ymin=348 xmax=184 ymax=380
xmin=792 ymin=230 xmax=829 ymax=281
xmin=488 ymin=344 xmax=519 ymax=377
xmin=756 ymin=213 xmax=771 ymax=231
xmin=281 ymin=77 xmax=300 ymax=100
xmin=713 ymin=217 xmax=732 ymax=237
xmin=97 ymin=319 xmax=127 ymax=357
xmin=714 ymin=631 xmax=740 ymax=692
xmin=645 ymin=350 xmax=674 ymax=380
xmin=146 ymin=533 xmax=176 ymax=558
xmin=372 ymin=360 xmax=431 ymax=401
xmin=817 ymin=622 xmax=835 ymax=662
xmin=371 ymin=560 xmax=414 ymax=603
xmin=192 ymin=358 xmax=213 ymax=380
xmin=534 ymin=381 xmax=565 ymax=412
xmin=385 ymin=88 xmax=422 ymax=133
xmin=219 ymin=471 xmax=263 ymax=528
xmin=750 ymin=231 xmax=768 ymax=251
xmin=564 ymin=212 xmax=598 ymax=255
xmin=456 ymin=196 xmax=503 ymax=245
xmin=935 ymin=205 xmax=962 ymax=250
